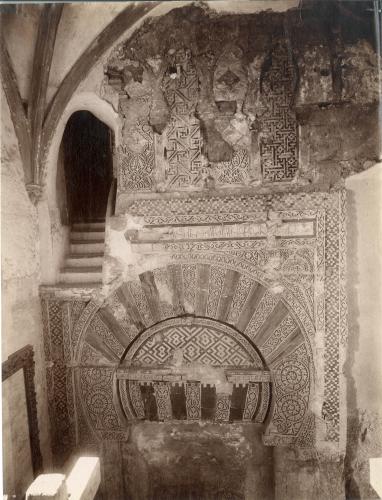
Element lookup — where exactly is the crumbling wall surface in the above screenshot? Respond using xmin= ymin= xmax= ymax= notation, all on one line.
xmin=298 ymin=104 xmax=379 ymax=188
xmin=345 ymin=164 xmax=382 ymax=499
xmin=1 ymin=88 xmax=52 ymax=494
xmin=2 ymin=371 xmax=35 ymax=497
xmin=345 ymin=411 xmax=382 ymax=500
xmin=120 ymin=422 xmax=274 ymax=500
xmin=274 ymin=447 xmax=345 ymax=500
xmin=102 ymin=1 xmax=380 ymax=206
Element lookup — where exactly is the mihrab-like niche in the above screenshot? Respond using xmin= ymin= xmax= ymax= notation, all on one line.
xmin=116 ymin=316 xmax=271 ymax=424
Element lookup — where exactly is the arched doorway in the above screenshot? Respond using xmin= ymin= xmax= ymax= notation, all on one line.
xmin=62 ymin=111 xmax=113 ymax=223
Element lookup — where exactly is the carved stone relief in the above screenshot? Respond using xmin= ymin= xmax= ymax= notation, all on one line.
xmin=259 ymin=40 xmax=298 ymax=182
xmin=104 ymin=11 xmax=302 ymax=195
xmin=42 ymin=187 xmax=346 ymax=453
xmin=41 ymin=300 xmax=76 ymax=464
xmin=120 ymin=189 xmax=345 ymax=445
xmin=116 ymin=317 xmax=271 ymax=424
xmin=214 ymin=44 xmax=248 ymax=105
xmin=118 ymin=96 xmax=155 ymax=192
xmin=101 ymin=4 xmax=379 ymax=202
xmin=161 ymin=49 xmax=206 ymax=189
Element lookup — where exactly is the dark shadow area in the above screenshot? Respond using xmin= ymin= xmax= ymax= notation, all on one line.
xmin=62 ymin=110 xmax=113 ymax=223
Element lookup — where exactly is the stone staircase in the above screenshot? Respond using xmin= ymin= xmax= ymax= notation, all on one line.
xmin=59 ymin=220 xmax=105 ymax=286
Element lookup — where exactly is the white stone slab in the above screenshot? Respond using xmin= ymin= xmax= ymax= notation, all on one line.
xmin=370 ymin=457 xmax=382 ymax=499
xmin=66 ymin=457 xmax=100 ymax=500
xmin=130 ymin=220 xmax=315 ymax=243
xmin=26 ymin=474 xmax=67 ymax=500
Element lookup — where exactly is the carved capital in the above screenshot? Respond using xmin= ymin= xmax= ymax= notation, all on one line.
xmin=26 ymin=183 xmax=43 ymax=204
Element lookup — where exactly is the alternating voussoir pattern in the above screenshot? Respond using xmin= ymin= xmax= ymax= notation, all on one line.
xmin=73 ymin=262 xmax=312 ymax=446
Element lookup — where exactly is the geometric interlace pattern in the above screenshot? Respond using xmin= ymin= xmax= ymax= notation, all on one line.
xmin=260 ymin=41 xmax=298 ymax=182
xmin=134 ymin=325 xmax=252 ymax=366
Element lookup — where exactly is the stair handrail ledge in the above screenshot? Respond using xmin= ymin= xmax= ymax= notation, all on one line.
xmin=106 ymin=177 xmax=117 ymax=219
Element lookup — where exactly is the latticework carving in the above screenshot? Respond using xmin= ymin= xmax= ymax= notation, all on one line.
xmin=81 ymin=343 xmax=109 ymax=365
xmin=255 ymin=382 xmax=271 ymax=423
xmin=88 ymin=315 xmax=125 ymax=358
xmin=296 ymin=412 xmax=316 ymax=447
xmin=182 ymin=263 xmax=197 ymax=312
xmin=243 ymin=383 xmax=260 ymax=422
xmin=260 ymin=41 xmax=298 ymax=182
xmin=244 ymin=290 xmax=279 ymax=340
xmin=117 ymin=317 xmax=268 ymax=423
xmin=260 ymin=315 xmax=298 ymax=359
xmin=42 ymin=300 xmax=75 ymax=465
xmin=185 ymin=382 xmax=201 ymax=420
xmin=47 ymin=300 xmax=63 ymax=350
xmin=126 ymin=280 xmax=153 ymax=326
xmin=56 ymin=190 xmax=346 ymax=446
xmin=80 ymin=368 xmax=120 ymax=431
xmin=274 ymin=357 xmax=310 ymax=393
xmin=152 ymin=267 xmax=177 ymax=319
xmin=323 ymin=202 xmax=342 ymax=441
xmin=106 ymin=293 xmax=139 ymax=342
xmin=227 ymin=275 xmax=253 ymax=324
xmin=128 ymin=381 xmax=145 ymax=419
xmin=163 ymin=49 xmax=205 ymax=188
xmin=118 ymin=120 xmax=154 ymax=191
xmin=153 ymin=382 xmax=172 ymax=420
xmin=214 ymin=149 xmax=250 ymax=185
xmin=271 ymin=344 xmax=310 ymax=436
xmin=133 ymin=323 xmax=253 ymax=367
xmin=215 ymin=394 xmax=231 ymax=422
xmin=206 ymin=266 xmax=226 ymax=318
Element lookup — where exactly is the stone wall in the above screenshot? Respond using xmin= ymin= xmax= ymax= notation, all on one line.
xmin=102 ymin=2 xmax=380 ymax=208
xmin=274 ymin=447 xmax=344 ymax=500
xmin=345 ymin=164 xmax=382 ymax=498
xmin=40 ymin=188 xmax=348 ymax=500
xmin=2 ymin=2 xmax=382 ymax=499
xmin=2 ymin=371 xmax=34 ymax=496
xmin=1 ymin=87 xmax=52 ymax=496
xmin=100 ymin=422 xmax=274 ymax=500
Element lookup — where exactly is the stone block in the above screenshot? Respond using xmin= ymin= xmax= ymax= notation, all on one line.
xmin=66 ymin=457 xmax=101 ymax=500
xmin=25 ymin=474 xmax=67 ymax=500
xmin=370 ymin=457 xmax=382 ymax=498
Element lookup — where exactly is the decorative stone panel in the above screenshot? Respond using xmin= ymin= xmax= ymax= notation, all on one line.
xmin=117 ymin=189 xmax=346 ymax=448
xmin=259 ymin=40 xmax=298 ymax=182
xmin=115 ymin=317 xmax=270 ymax=424
xmin=42 ymin=189 xmax=346 ymax=452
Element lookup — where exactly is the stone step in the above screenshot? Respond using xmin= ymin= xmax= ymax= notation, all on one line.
xmin=59 ymin=270 xmax=103 ymax=284
xmin=72 ymin=222 xmax=105 ymax=231
xmin=70 ymin=231 xmax=105 ymax=241
xmin=54 ymin=282 xmax=102 ymax=290
xmin=70 ymin=242 xmax=105 ymax=254
xmin=62 ymin=266 xmax=103 ymax=274
xmin=65 ymin=255 xmax=103 ymax=268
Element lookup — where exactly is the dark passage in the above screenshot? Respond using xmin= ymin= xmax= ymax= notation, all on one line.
xmin=62 ymin=111 xmax=113 ymax=222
